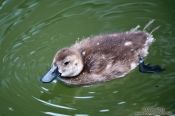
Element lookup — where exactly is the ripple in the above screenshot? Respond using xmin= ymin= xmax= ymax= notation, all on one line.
xmin=0 ymin=1 xmax=39 ymax=44
xmin=8 ymin=107 xmax=14 ymax=112
xmin=41 ymin=87 xmax=49 ymax=92
xmin=33 ymin=96 xmax=76 ymax=110
xmin=88 ymin=91 xmax=95 ymax=94
xmin=108 ymin=2 xmax=157 ymax=11
xmin=77 ymin=0 xmax=110 ymax=6
xmin=74 ymin=114 xmax=89 ymax=116
xmin=99 ymin=109 xmax=110 ymax=112
xmin=0 ymin=1 xmax=175 ymax=116
xmin=43 ymin=112 xmax=71 ymax=116
xmin=118 ymin=101 xmax=126 ymax=105
xmin=101 ymin=2 xmax=157 ymax=18
xmin=74 ymin=96 xmax=94 ymax=99
xmin=112 ymin=90 xmax=119 ymax=94
xmin=0 ymin=0 xmax=10 ymax=10
xmin=12 ymin=42 xmax=23 ymax=49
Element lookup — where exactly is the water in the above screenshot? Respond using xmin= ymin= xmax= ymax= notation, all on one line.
xmin=0 ymin=0 xmax=175 ymax=116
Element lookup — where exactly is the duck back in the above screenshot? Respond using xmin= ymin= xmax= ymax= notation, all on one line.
xmin=59 ymin=31 xmax=154 ymax=85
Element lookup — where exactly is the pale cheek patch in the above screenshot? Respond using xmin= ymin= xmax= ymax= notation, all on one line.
xmin=124 ymin=41 xmax=132 ymax=46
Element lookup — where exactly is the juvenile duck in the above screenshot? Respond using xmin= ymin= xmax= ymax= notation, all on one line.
xmin=41 ymin=30 xmax=163 ymax=85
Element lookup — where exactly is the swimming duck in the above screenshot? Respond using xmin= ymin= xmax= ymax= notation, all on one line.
xmin=41 ymin=30 xmax=163 ymax=85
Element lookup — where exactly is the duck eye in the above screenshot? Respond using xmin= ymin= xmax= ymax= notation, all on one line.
xmin=64 ymin=61 xmax=70 ymax=65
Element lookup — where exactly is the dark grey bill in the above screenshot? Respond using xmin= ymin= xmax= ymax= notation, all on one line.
xmin=41 ymin=65 xmax=61 ymax=83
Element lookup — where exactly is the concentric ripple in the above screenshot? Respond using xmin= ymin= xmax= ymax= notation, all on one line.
xmin=0 ymin=0 xmax=175 ymax=116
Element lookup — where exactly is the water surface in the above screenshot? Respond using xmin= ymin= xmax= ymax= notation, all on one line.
xmin=0 ymin=0 xmax=175 ymax=116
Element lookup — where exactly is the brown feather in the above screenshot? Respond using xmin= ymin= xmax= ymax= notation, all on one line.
xmin=55 ymin=31 xmax=153 ymax=85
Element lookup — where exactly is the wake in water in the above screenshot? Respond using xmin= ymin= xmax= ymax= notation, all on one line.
xmin=130 ymin=19 xmax=165 ymax=73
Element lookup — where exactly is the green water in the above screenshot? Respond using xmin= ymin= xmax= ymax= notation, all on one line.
xmin=0 ymin=0 xmax=175 ymax=116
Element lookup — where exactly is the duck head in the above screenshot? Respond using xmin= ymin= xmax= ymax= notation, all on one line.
xmin=41 ymin=48 xmax=84 ymax=83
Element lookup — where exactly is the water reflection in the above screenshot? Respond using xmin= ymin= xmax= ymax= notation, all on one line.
xmin=44 ymin=112 xmax=71 ymax=116
xmin=99 ymin=109 xmax=110 ymax=113
xmin=33 ymin=96 xmax=76 ymax=110
xmin=0 ymin=0 xmax=175 ymax=115
xmin=74 ymin=96 xmax=94 ymax=99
